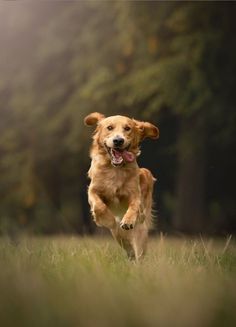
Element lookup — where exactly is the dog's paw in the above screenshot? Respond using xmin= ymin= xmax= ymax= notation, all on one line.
xmin=120 ymin=221 xmax=134 ymax=230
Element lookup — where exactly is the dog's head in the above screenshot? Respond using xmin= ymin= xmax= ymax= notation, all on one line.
xmin=84 ymin=112 xmax=159 ymax=167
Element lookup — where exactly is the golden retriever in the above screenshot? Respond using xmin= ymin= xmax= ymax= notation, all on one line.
xmin=84 ymin=112 xmax=159 ymax=261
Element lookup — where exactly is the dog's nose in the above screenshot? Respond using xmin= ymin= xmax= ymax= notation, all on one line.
xmin=113 ymin=137 xmax=124 ymax=147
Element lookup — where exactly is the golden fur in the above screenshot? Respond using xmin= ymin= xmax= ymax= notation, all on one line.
xmin=84 ymin=112 xmax=159 ymax=261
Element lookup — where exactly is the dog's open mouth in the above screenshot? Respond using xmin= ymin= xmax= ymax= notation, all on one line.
xmin=106 ymin=146 xmax=135 ymax=166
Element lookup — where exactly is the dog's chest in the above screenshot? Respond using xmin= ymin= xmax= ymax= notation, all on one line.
xmin=98 ymin=169 xmax=131 ymax=197
xmin=108 ymin=198 xmax=128 ymax=223
xmin=104 ymin=173 xmax=131 ymax=222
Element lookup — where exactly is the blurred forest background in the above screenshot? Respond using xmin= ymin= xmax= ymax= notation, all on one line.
xmin=0 ymin=1 xmax=235 ymax=236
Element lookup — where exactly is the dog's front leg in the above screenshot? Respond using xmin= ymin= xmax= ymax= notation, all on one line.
xmin=120 ymin=193 xmax=141 ymax=230
xmin=88 ymin=187 xmax=116 ymax=229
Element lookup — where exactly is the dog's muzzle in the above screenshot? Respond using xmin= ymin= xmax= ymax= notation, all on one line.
xmin=105 ymin=144 xmax=135 ymax=167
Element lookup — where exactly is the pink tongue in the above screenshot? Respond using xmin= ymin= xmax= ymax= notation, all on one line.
xmin=122 ymin=150 xmax=135 ymax=163
xmin=114 ymin=151 xmax=122 ymax=160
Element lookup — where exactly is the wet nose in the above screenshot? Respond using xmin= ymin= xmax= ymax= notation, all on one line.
xmin=113 ymin=136 xmax=124 ymax=147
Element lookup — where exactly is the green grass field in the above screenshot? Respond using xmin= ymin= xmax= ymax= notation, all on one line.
xmin=0 ymin=235 xmax=235 ymax=327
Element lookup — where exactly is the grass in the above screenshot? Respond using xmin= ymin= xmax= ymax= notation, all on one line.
xmin=0 ymin=235 xmax=235 ymax=327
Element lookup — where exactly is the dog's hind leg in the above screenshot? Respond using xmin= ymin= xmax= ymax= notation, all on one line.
xmin=111 ymin=226 xmax=148 ymax=262
xmin=111 ymin=228 xmax=136 ymax=260
xmin=121 ymin=239 xmax=136 ymax=261
xmin=132 ymin=224 xmax=149 ymax=261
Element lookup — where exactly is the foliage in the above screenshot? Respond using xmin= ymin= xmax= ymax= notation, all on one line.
xmin=0 ymin=2 xmax=235 ymax=233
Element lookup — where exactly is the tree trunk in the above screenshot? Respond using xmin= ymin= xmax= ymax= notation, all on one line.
xmin=173 ymin=116 xmax=206 ymax=233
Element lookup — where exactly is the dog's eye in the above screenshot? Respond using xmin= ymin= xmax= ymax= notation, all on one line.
xmin=107 ymin=125 xmax=113 ymax=131
xmin=124 ymin=126 xmax=131 ymax=131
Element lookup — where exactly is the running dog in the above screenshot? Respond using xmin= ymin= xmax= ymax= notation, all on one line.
xmin=84 ymin=112 xmax=159 ymax=261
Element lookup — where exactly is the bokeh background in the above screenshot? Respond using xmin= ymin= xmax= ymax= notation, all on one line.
xmin=0 ymin=1 xmax=235 ymax=236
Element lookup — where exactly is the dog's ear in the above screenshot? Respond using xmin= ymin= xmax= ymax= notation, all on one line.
xmin=84 ymin=112 xmax=105 ymax=126
xmin=134 ymin=120 xmax=159 ymax=140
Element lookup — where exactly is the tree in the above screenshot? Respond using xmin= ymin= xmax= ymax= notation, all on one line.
xmin=0 ymin=1 xmax=235 ymax=234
